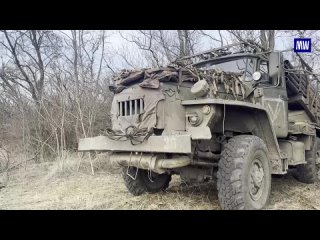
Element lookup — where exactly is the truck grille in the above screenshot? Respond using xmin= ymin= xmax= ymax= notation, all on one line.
xmin=118 ymin=99 xmax=144 ymax=116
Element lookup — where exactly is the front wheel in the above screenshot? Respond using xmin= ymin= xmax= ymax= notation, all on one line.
xmin=122 ymin=167 xmax=171 ymax=196
xmin=217 ymin=135 xmax=271 ymax=210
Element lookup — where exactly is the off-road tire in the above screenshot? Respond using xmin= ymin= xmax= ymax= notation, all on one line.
xmin=294 ymin=137 xmax=320 ymax=183
xmin=122 ymin=167 xmax=171 ymax=196
xmin=217 ymin=135 xmax=271 ymax=210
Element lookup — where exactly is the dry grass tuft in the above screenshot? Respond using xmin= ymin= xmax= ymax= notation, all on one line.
xmin=1 ymin=155 xmax=320 ymax=210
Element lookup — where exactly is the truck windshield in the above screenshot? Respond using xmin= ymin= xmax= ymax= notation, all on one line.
xmin=206 ymin=57 xmax=255 ymax=81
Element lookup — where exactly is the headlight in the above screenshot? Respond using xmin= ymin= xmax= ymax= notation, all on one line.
xmin=252 ymin=71 xmax=262 ymax=81
xmin=202 ymin=105 xmax=211 ymax=115
xmin=187 ymin=112 xmax=203 ymax=126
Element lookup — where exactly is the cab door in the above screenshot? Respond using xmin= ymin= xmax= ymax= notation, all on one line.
xmin=256 ymin=52 xmax=289 ymax=138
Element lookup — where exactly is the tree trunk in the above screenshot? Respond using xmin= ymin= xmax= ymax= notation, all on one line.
xmin=268 ymin=30 xmax=275 ymax=51
xmin=184 ymin=30 xmax=190 ymax=56
xmin=260 ymin=30 xmax=267 ymax=50
xmin=177 ymin=30 xmax=185 ymax=57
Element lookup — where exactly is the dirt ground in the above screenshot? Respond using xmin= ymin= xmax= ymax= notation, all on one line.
xmin=1 ymin=155 xmax=320 ymax=210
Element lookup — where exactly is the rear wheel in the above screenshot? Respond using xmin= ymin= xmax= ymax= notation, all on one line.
xmin=122 ymin=167 xmax=171 ymax=196
xmin=217 ymin=135 xmax=271 ymax=210
xmin=294 ymin=137 xmax=320 ymax=183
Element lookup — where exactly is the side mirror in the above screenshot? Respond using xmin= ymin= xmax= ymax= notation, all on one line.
xmin=252 ymin=71 xmax=262 ymax=81
xmin=268 ymin=52 xmax=280 ymax=85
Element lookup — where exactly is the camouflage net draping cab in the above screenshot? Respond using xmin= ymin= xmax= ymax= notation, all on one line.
xmin=112 ymin=65 xmax=197 ymax=91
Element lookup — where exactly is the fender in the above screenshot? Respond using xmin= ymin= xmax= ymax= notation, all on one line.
xmin=182 ymin=99 xmax=285 ymax=174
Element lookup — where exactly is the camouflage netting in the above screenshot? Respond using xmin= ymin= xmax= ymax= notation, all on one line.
xmin=111 ymin=65 xmax=199 ymax=93
xmin=112 ymin=63 xmax=248 ymax=98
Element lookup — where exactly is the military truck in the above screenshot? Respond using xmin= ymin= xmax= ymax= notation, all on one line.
xmin=78 ymin=41 xmax=320 ymax=210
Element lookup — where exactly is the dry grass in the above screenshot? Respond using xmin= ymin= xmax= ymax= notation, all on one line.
xmin=1 ymin=153 xmax=320 ymax=210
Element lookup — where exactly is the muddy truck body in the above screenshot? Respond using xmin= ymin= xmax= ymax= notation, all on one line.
xmin=78 ymin=42 xmax=320 ymax=210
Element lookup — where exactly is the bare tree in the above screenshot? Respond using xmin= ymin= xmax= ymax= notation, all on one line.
xmin=260 ymin=30 xmax=275 ymax=51
xmin=0 ymin=30 xmax=61 ymax=104
xmin=118 ymin=30 xmax=201 ymax=67
xmin=228 ymin=30 xmax=276 ymax=51
xmin=198 ymin=30 xmax=225 ymax=47
xmin=57 ymin=30 xmax=113 ymax=143
xmin=0 ymin=30 xmax=114 ymax=164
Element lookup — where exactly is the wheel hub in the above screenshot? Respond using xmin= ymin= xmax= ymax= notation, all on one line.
xmin=249 ymin=159 xmax=265 ymax=201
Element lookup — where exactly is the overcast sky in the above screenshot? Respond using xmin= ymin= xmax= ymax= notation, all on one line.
xmin=0 ymin=30 xmax=315 ymax=73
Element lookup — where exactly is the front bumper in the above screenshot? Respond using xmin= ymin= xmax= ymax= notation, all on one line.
xmin=78 ymin=134 xmax=192 ymax=154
